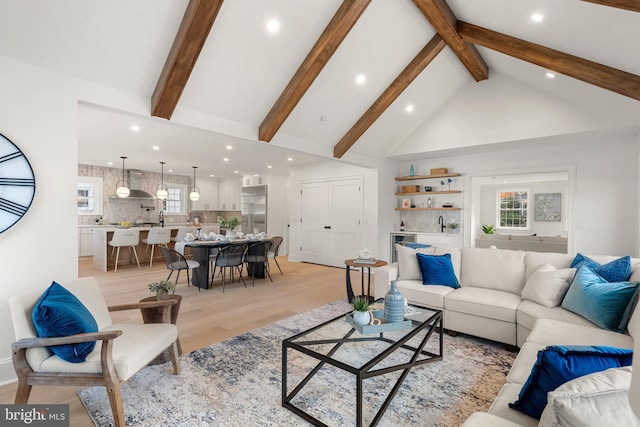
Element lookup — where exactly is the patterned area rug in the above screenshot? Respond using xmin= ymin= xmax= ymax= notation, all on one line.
xmin=79 ymin=300 xmax=515 ymax=426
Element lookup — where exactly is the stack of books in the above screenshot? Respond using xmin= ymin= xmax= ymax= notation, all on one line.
xmin=354 ymin=258 xmax=377 ymax=264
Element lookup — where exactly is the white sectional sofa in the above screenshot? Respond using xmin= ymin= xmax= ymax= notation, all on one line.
xmin=374 ymin=246 xmax=639 ymax=426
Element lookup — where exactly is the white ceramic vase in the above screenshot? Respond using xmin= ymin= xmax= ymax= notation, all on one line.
xmin=353 ymin=310 xmax=370 ymax=326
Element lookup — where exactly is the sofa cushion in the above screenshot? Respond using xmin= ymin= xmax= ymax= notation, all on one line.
xmin=488 ymin=383 xmax=539 ymax=427
xmin=445 ymin=287 xmax=520 ymax=322
xmin=396 ymin=243 xmax=436 ymax=281
xmin=521 ymin=264 xmax=576 ymax=307
xmin=395 ymin=280 xmax=454 ymax=309
xmin=433 ymin=246 xmax=462 ymax=281
xmin=403 ymin=242 xmax=431 ymax=249
xmin=416 ymin=253 xmax=459 ymax=288
xmin=32 ymin=282 xmax=99 ymax=363
xmin=506 ymin=341 xmax=546 ymax=385
xmin=524 ymin=251 xmax=574 ymax=281
xmin=517 ymin=300 xmax=597 ymax=332
xmin=525 ymin=318 xmax=634 ymax=348
xmin=570 ymin=253 xmax=632 ymax=282
xmin=561 ymin=266 xmax=639 ymax=332
xmin=509 ymin=345 xmax=633 ymax=419
xmin=539 ymin=367 xmax=639 ymax=427
xmin=460 ymin=248 xmax=526 ymax=294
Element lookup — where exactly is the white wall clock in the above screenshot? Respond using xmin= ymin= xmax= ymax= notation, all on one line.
xmin=0 ymin=133 xmax=36 ymax=233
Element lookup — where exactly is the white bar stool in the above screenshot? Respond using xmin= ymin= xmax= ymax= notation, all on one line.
xmin=142 ymin=227 xmax=172 ymax=267
xmin=108 ymin=228 xmax=140 ymax=272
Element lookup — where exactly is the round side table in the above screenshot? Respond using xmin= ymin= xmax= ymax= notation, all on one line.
xmin=139 ymin=294 xmax=182 ymax=364
xmin=344 ymin=259 xmax=388 ymax=303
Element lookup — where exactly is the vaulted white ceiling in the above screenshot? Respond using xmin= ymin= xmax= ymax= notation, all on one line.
xmin=0 ymin=0 xmax=638 ymax=177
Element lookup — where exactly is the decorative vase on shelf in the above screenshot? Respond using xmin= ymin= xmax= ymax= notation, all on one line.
xmin=409 ymin=164 xmax=415 ymax=177
xmin=384 ymin=281 xmax=405 ymax=323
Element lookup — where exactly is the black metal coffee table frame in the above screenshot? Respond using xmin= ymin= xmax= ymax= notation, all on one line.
xmin=282 ymin=306 xmax=443 ymax=427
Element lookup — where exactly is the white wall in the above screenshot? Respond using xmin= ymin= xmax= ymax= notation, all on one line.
xmin=395 ymin=132 xmax=639 ymax=257
xmin=289 ymin=160 xmax=379 ymax=262
xmin=0 ymin=57 xmax=78 ymax=384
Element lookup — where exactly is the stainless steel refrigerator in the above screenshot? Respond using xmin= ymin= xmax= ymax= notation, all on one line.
xmin=241 ymin=185 xmax=267 ymax=234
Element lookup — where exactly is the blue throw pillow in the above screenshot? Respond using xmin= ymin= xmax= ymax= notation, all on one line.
xmin=416 ymin=253 xmax=459 ymax=288
xmin=32 ymin=282 xmax=99 ymax=363
xmin=403 ymin=242 xmax=432 ymax=249
xmin=570 ymin=253 xmax=632 ymax=282
xmin=509 ymin=345 xmax=633 ymax=419
xmin=561 ymin=266 xmax=639 ymax=332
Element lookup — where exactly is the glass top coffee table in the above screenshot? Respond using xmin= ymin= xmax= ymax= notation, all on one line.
xmin=282 ymin=303 xmax=443 ymax=427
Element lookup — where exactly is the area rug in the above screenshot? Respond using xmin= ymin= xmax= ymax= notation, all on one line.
xmin=79 ymin=300 xmax=516 ymax=426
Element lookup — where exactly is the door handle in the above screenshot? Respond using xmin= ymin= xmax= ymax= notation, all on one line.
xmin=324 ymin=225 xmax=331 ymax=229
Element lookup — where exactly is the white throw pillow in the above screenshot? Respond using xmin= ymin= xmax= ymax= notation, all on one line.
xmin=521 ymin=264 xmax=576 ymax=307
xmin=396 ymin=244 xmax=436 ymax=281
xmin=539 ymin=367 xmax=639 ymax=427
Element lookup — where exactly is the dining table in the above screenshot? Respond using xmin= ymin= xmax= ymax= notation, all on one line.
xmin=182 ymin=238 xmax=273 ymax=290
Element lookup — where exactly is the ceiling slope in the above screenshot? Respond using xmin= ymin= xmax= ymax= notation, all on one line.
xmin=581 ymin=0 xmax=640 ymax=12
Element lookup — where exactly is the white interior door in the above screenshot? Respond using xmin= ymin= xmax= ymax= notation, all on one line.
xmin=300 ymin=178 xmax=362 ymax=268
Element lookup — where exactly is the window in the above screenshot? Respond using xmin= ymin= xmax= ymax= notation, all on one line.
xmin=164 ymin=184 xmax=187 ymax=215
xmin=496 ymin=190 xmax=529 ymax=229
xmin=77 ymin=177 xmax=103 ymax=215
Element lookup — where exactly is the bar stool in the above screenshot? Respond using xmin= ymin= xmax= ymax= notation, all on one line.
xmin=141 ymin=227 xmax=172 ymax=267
xmin=172 ymin=226 xmax=197 ymax=244
xmin=108 ymin=228 xmax=140 ymax=272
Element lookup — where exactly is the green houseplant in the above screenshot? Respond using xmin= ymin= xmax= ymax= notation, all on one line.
xmin=217 ymin=216 xmax=240 ymax=231
xmin=352 ymin=296 xmax=371 ymax=326
xmin=148 ymin=279 xmax=176 ymax=300
xmin=481 ymin=224 xmax=495 ymax=234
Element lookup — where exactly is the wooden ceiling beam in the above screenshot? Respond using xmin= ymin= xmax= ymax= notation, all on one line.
xmin=412 ymin=0 xmax=488 ymax=82
xmin=259 ymin=0 xmax=371 ymax=143
xmin=151 ymin=0 xmax=224 ymax=120
xmin=458 ymin=21 xmax=640 ymax=102
xmin=333 ymin=34 xmax=447 ymax=159
xmin=581 ymin=0 xmax=640 ymax=13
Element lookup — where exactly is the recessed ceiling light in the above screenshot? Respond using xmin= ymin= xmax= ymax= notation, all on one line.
xmin=266 ymin=18 xmax=280 ymax=34
xmin=234 ymin=170 xmax=239 ymax=174
xmin=131 ymin=125 xmax=140 ymax=132
xmin=320 ymin=114 xmax=330 ymax=122
xmin=168 ymin=169 xmax=173 ymax=173
xmin=355 ymin=74 xmax=366 ymax=85
xmin=287 ymin=158 xmax=293 ymax=162
xmin=546 ymin=72 xmax=555 ymax=79
xmin=405 ymin=104 xmax=414 ymax=113
xmin=531 ymin=13 xmax=544 ymax=22
xmin=209 ymin=174 xmax=214 ymax=178
xmin=268 ymin=165 xmax=272 ymax=169
xmin=152 ymin=146 xmax=159 ymax=151
xmin=107 ymin=161 xmax=113 ymax=166
xmin=226 ymin=145 xmax=232 ymax=150
xmin=223 ymin=158 xmax=229 ymax=162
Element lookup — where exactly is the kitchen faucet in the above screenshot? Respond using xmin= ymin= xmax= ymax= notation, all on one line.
xmin=159 ymin=210 xmax=165 ymax=228
xmin=438 ymin=215 xmax=445 ymax=233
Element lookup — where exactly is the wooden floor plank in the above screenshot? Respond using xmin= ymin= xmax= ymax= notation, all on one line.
xmin=0 ymin=257 xmax=357 ymax=426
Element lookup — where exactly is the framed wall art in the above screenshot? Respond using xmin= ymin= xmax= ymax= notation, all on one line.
xmin=534 ymin=193 xmax=561 ymax=222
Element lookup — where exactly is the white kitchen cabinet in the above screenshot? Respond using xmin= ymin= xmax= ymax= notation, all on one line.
xmin=78 ymin=227 xmax=94 ymax=256
xmin=218 ymin=178 xmax=241 ymax=210
xmin=191 ymin=179 xmax=218 ymax=210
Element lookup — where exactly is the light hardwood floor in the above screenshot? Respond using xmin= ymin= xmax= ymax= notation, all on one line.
xmin=1 ymin=256 xmax=359 ymax=426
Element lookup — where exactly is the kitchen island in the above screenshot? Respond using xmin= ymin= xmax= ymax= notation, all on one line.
xmin=92 ymin=226 xmax=182 ymax=272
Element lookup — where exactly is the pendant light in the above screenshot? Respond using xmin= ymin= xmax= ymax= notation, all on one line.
xmin=189 ymin=166 xmax=200 ymax=201
xmin=156 ymin=161 xmax=168 ymax=200
xmin=115 ymin=156 xmax=130 ymax=198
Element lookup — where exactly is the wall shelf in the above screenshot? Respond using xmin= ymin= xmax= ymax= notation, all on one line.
xmin=395 ymin=207 xmax=461 ymax=211
xmin=395 ymin=190 xmax=461 ymax=196
xmin=395 ymin=173 xmax=461 ymax=181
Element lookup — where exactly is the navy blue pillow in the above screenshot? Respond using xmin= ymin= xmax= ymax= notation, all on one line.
xmin=32 ymin=282 xmax=99 ymax=363
xmin=509 ymin=345 xmax=633 ymax=419
xmin=416 ymin=253 xmax=459 ymax=288
xmin=570 ymin=253 xmax=632 ymax=282
xmin=403 ymin=242 xmax=432 ymax=249
xmin=562 ymin=266 xmax=639 ymax=332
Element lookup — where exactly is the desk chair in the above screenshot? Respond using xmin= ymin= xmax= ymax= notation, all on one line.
xmin=9 ymin=277 xmax=180 ymax=427
xmin=141 ymin=227 xmax=172 ymax=267
xmin=108 ymin=228 xmax=140 ymax=272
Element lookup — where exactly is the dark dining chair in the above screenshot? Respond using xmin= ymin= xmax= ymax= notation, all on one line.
xmin=212 ymin=244 xmax=248 ymax=292
xmin=160 ymin=245 xmax=201 ymax=290
xmin=245 ymin=241 xmax=273 ymax=286
xmin=268 ymin=236 xmax=284 ymax=275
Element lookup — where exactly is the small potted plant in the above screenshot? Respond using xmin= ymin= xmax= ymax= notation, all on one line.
xmin=352 ymin=296 xmax=371 ymax=326
xmin=148 ymin=279 xmax=176 ymax=300
xmin=217 ymin=216 xmax=241 ymax=236
xmin=447 ymin=220 xmax=459 ymax=233
xmin=481 ymin=224 xmax=495 ymax=234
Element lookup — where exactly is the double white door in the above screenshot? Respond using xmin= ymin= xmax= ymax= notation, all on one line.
xmin=300 ymin=178 xmax=362 ymax=268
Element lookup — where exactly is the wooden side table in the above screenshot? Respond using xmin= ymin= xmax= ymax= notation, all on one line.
xmin=139 ymin=294 xmax=183 ymax=364
xmin=344 ymin=259 xmax=388 ymax=303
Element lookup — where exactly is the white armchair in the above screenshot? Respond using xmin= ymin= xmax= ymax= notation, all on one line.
xmin=9 ymin=277 xmax=180 ymax=427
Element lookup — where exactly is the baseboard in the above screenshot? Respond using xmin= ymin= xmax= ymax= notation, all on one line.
xmin=0 ymin=357 xmax=17 ymax=386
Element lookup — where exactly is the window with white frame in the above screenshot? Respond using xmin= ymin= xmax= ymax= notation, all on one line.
xmin=77 ymin=177 xmax=103 ymax=215
xmin=496 ymin=189 xmax=529 ymax=229
xmin=164 ymin=184 xmax=187 ymax=215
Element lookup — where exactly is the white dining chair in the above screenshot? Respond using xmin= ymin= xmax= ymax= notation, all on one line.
xmin=141 ymin=227 xmax=172 ymax=267
xmin=108 ymin=229 xmax=140 ymax=272
xmin=200 ymin=225 xmax=220 ymax=235
xmin=171 ymin=226 xmax=197 ymax=243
